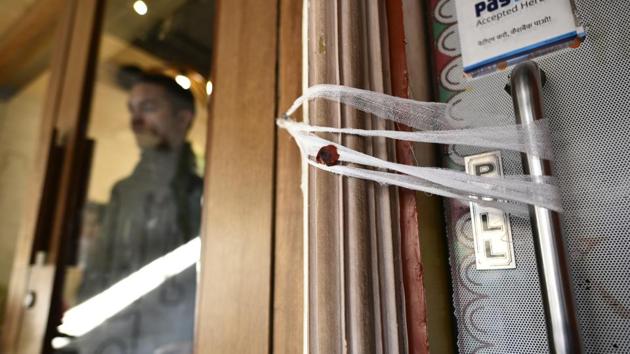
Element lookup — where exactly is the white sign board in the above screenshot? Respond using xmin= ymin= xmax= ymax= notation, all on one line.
xmin=454 ymin=0 xmax=585 ymax=76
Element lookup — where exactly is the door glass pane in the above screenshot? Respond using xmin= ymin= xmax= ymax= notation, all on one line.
xmin=53 ymin=1 xmax=213 ymax=353
xmin=0 ymin=0 xmax=59 ymax=324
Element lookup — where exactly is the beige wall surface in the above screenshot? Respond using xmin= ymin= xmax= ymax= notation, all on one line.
xmin=0 ymin=72 xmax=50 ymax=320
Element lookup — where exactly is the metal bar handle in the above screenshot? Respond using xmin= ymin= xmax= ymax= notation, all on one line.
xmin=510 ymin=61 xmax=582 ymax=354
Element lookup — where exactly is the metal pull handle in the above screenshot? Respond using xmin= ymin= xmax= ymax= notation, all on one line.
xmin=509 ymin=61 xmax=582 ymax=354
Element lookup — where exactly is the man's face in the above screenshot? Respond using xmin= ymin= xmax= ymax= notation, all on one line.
xmin=128 ymin=83 xmax=191 ymax=150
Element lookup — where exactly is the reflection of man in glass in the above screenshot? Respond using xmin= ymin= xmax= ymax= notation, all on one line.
xmin=75 ymin=73 xmax=202 ymax=354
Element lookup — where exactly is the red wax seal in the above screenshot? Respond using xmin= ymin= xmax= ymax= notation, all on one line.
xmin=316 ymin=145 xmax=340 ymax=166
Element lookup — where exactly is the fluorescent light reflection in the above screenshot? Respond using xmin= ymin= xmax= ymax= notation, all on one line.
xmin=58 ymin=237 xmax=201 ymax=338
xmin=133 ymin=0 xmax=148 ymax=15
xmin=175 ymin=75 xmax=191 ymax=90
xmin=52 ymin=337 xmax=72 ymax=349
xmin=206 ymin=81 xmax=213 ymax=96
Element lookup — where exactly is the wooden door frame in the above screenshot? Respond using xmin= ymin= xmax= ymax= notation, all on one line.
xmin=1 ymin=0 xmax=104 ymax=352
xmin=194 ymin=0 xmax=308 ymax=352
xmin=272 ymin=0 xmax=304 ymax=352
xmin=194 ymin=0 xmax=281 ymax=352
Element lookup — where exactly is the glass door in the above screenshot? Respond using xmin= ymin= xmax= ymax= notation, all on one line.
xmin=50 ymin=1 xmax=214 ymax=353
xmin=1 ymin=0 xmax=215 ymax=353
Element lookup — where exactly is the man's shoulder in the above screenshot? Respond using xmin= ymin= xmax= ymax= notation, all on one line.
xmin=111 ymin=171 xmax=203 ymax=195
xmin=110 ymin=175 xmax=136 ymax=195
xmin=188 ymin=173 xmax=203 ymax=190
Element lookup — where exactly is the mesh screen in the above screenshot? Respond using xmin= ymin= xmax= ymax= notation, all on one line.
xmin=438 ymin=0 xmax=630 ymax=352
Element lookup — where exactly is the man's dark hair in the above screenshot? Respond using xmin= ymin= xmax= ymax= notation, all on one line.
xmin=135 ymin=72 xmax=196 ymax=115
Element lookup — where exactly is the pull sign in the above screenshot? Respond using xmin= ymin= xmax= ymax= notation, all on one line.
xmin=454 ymin=0 xmax=585 ymax=77
xmin=465 ymin=151 xmax=516 ymax=270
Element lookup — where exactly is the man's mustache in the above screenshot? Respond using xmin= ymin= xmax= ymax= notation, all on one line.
xmin=131 ymin=119 xmax=159 ymax=135
xmin=132 ymin=120 xmax=171 ymax=150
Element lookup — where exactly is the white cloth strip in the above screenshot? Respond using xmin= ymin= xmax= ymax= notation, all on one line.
xmin=285 ymin=84 xmax=456 ymax=130
xmin=286 ymin=84 xmax=539 ymax=129
xmin=308 ymin=160 xmax=532 ymax=217
xmin=281 ymin=84 xmax=561 ymax=213
xmin=287 ymin=128 xmax=562 ymax=212
xmin=277 ymin=118 xmax=553 ymax=159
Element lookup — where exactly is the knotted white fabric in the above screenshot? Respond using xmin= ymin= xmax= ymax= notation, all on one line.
xmin=278 ymin=84 xmax=562 ymax=216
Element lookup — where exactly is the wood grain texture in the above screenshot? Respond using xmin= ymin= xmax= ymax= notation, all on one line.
xmin=365 ymin=2 xmax=408 ymax=352
xmin=272 ymin=0 xmax=304 ymax=352
xmin=307 ymin=2 xmax=345 ymax=348
xmin=194 ymin=0 xmax=278 ymax=352
xmin=385 ymin=0 xmax=431 ymax=353
xmin=0 ymin=0 xmax=64 ymax=92
xmin=306 ymin=1 xmax=410 ymax=352
xmin=402 ymin=0 xmax=456 ymax=352
xmin=48 ymin=0 xmax=102 ymax=266
xmin=338 ymin=1 xmax=377 ymax=353
xmin=306 ymin=1 xmax=344 ymax=353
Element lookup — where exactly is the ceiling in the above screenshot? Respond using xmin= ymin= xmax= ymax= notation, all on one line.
xmin=104 ymin=0 xmax=215 ymax=77
xmin=0 ymin=0 xmax=215 ymax=98
xmin=0 ymin=0 xmax=38 ymax=36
